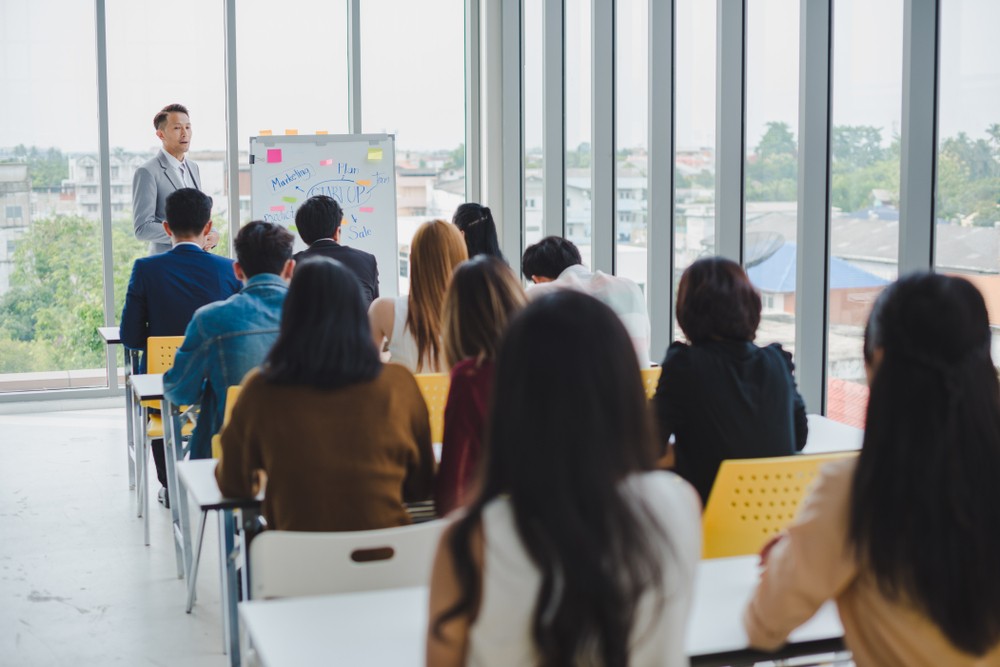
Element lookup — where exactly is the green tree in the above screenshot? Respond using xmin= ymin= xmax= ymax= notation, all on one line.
xmin=5 ymin=145 xmax=68 ymax=190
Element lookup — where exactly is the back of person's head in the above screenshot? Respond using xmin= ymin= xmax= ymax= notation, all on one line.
xmin=165 ymin=188 xmax=212 ymax=237
xmin=675 ymin=256 xmax=761 ymax=344
xmin=442 ymin=256 xmax=526 ymax=369
xmin=851 ymin=272 xmax=1000 ymax=656
xmin=295 ymin=195 xmax=343 ymax=245
xmin=234 ymin=221 xmax=294 ymax=278
xmin=407 ymin=219 xmax=469 ymax=372
xmin=436 ymin=290 xmax=665 ymax=665
xmin=452 ymin=202 xmax=504 ymax=261
xmin=153 ymin=103 xmax=189 ymax=130
xmin=521 ymin=236 xmax=582 ymax=281
xmin=261 ymin=257 xmax=380 ymax=389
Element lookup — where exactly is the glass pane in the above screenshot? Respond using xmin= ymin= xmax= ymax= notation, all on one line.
xmin=673 ymin=0 xmax=716 ymax=343
xmin=238 ymin=0 xmax=350 ymax=227
xmin=524 ymin=0 xmax=544 ymax=247
xmin=615 ymin=0 xmax=649 ymax=299
xmin=0 ymin=0 xmax=107 ymax=391
xmin=565 ymin=0 xmax=593 ymax=266
xmin=361 ymin=0 xmax=465 ymax=294
xmin=827 ymin=0 xmax=903 ymax=427
xmin=935 ymin=0 xmax=1000 ymax=365
xmin=745 ymin=0 xmax=799 ymax=352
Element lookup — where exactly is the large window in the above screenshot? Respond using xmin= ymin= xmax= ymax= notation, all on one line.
xmin=934 ymin=0 xmax=1000 ymax=364
xmin=614 ymin=0 xmax=649 ymax=297
xmin=826 ymin=0 xmax=903 ymax=426
xmin=361 ymin=0 xmax=465 ymax=293
xmin=565 ymin=0 xmax=593 ymax=265
xmin=0 ymin=0 xmax=105 ymax=391
xmin=744 ymin=0 xmax=799 ymax=352
xmin=672 ymin=0 xmax=716 ymax=343
xmin=523 ymin=0 xmax=544 ymax=247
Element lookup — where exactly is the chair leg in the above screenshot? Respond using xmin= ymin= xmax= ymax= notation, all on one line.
xmin=135 ymin=408 xmax=146 ymax=519
xmin=125 ymin=384 xmax=136 ymax=491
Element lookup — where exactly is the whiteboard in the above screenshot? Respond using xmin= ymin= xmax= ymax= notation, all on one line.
xmin=249 ymin=133 xmax=398 ymax=297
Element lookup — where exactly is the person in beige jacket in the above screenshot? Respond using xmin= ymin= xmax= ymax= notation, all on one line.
xmin=744 ymin=273 xmax=1000 ymax=667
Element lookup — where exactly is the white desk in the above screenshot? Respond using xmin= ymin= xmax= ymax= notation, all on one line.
xmin=240 ymin=555 xmax=844 ymax=667
xmin=803 ymin=414 xmax=863 ymax=454
xmin=177 ymin=459 xmax=261 ymax=667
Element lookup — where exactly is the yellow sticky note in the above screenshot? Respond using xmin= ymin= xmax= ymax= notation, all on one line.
xmin=285 ymin=129 xmax=298 ymax=135
xmin=316 ymin=130 xmax=329 ymax=135
xmin=367 ymin=147 xmax=383 ymax=162
xmin=259 ymin=129 xmax=272 ymax=136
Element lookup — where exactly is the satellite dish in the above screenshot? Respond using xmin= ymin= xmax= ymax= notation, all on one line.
xmin=744 ymin=231 xmax=785 ymax=268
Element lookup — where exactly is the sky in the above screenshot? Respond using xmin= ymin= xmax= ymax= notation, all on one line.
xmin=0 ymin=0 xmax=998 ymax=156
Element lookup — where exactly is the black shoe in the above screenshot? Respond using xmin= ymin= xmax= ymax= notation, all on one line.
xmin=158 ymin=487 xmax=170 ymax=509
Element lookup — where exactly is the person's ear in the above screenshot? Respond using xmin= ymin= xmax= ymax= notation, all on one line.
xmin=202 ymin=219 xmax=213 ymax=236
xmin=334 ymin=223 xmax=342 ymax=242
xmin=865 ymin=347 xmax=885 ymax=386
xmin=233 ymin=262 xmax=247 ymax=282
xmin=163 ymin=221 xmax=174 ymax=238
xmin=280 ymin=259 xmax=295 ymax=282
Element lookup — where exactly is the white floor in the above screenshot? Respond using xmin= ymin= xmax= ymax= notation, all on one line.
xmin=0 ymin=405 xmax=230 ymax=666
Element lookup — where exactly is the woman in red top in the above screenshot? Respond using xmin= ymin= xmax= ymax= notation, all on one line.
xmin=435 ymin=256 xmax=526 ymax=515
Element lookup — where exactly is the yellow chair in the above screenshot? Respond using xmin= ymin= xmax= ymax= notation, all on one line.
xmin=640 ymin=366 xmax=661 ymax=399
xmin=211 ymin=385 xmax=243 ymax=460
xmin=414 ymin=373 xmax=450 ymax=444
xmin=701 ymin=452 xmax=858 ymax=559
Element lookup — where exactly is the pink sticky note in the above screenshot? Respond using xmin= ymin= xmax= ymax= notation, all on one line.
xmin=270 ymin=205 xmax=285 ymax=212
xmin=359 ymin=207 xmax=374 ymax=213
xmin=319 ymin=159 xmax=333 ymax=166
xmin=267 ymin=149 xmax=282 ymax=163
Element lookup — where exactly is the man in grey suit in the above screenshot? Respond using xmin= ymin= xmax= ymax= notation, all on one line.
xmin=133 ymin=103 xmax=219 ymax=254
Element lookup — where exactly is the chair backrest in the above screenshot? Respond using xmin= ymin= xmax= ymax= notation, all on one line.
xmin=640 ymin=366 xmax=661 ymax=399
xmin=249 ymin=520 xmax=448 ymax=600
xmin=702 ymin=451 xmax=858 ymax=559
xmin=414 ymin=373 xmax=450 ymax=444
xmin=211 ymin=385 xmax=244 ymax=459
xmin=146 ymin=335 xmax=185 ymax=374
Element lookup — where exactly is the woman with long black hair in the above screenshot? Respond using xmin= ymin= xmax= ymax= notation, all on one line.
xmin=216 ymin=257 xmax=435 ymax=532
xmin=427 ymin=291 xmax=701 ymax=666
xmin=745 ymin=273 xmax=1000 ymax=665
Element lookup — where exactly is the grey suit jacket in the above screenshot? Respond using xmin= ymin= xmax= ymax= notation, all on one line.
xmin=132 ymin=151 xmax=202 ymax=255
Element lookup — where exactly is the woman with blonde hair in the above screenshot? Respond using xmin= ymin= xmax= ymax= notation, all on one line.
xmin=435 ymin=256 xmax=526 ymax=515
xmin=369 ymin=220 xmax=468 ymax=373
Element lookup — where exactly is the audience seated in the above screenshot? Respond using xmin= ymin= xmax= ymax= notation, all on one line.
xmin=452 ymin=202 xmax=505 ymax=262
xmin=427 ymin=291 xmax=701 ymax=667
xmin=292 ymin=195 xmax=379 ymax=307
xmin=120 ymin=187 xmax=242 ymax=504
xmin=434 ymin=256 xmax=526 ymax=516
xmin=522 ymin=236 xmax=651 ymax=367
xmin=369 ymin=220 xmax=468 ymax=373
xmin=163 ymin=221 xmax=294 ymax=460
xmin=653 ymin=257 xmax=807 ymax=505
xmin=215 ymin=257 xmax=435 ymax=532
xmin=744 ymin=273 xmax=1000 ymax=666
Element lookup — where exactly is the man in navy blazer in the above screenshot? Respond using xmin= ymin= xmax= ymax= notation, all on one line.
xmin=121 ymin=188 xmax=241 ymax=504
xmin=292 ymin=195 xmax=380 ymax=307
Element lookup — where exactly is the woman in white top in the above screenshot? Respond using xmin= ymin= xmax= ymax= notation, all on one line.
xmin=427 ymin=290 xmax=702 ymax=667
xmin=369 ymin=220 xmax=467 ymax=373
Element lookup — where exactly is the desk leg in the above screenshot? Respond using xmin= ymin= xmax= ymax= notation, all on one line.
xmin=163 ymin=402 xmax=186 ymax=579
xmin=124 ymin=351 xmax=136 ymax=490
xmin=185 ymin=510 xmax=207 ymax=613
xmin=219 ymin=509 xmax=241 ymax=666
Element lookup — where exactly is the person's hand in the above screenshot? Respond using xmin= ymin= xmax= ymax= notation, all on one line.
xmin=759 ymin=533 xmax=785 ymax=566
xmin=203 ymin=229 xmax=221 ymax=251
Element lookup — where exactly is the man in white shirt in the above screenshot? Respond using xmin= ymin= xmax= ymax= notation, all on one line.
xmin=522 ymin=236 xmax=652 ymax=367
xmin=132 ymin=103 xmax=219 ymax=255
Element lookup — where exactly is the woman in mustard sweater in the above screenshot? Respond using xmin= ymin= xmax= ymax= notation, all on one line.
xmin=216 ymin=256 xmax=435 ymax=531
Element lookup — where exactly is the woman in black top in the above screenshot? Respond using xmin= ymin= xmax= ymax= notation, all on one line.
xmin=653 ymin=257 xmax=808 ymax=506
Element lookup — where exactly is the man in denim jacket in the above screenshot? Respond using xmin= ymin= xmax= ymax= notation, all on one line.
xmin=164 ymin=221 xmax=295 ymax=461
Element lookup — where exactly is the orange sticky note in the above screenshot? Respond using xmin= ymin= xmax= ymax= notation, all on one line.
xmin=356 ymin=179 xmax=372 ymax=186
xmin=259 ymin=129 xmax=272 ymax=136
xmin=285 ymin=129 xmax=298 ymax=135
xmin=316 ymin=130 xmax=329 ymax=135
